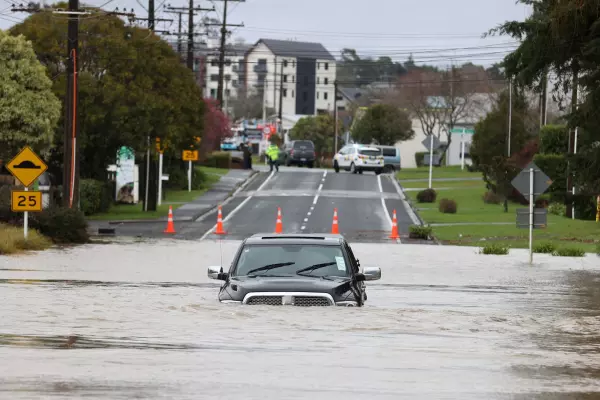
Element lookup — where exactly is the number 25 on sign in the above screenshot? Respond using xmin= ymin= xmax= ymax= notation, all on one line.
xmin=11 ymin=191 xmax=42 ymax=212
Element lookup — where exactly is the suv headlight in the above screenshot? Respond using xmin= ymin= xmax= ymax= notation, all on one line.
xmin=336 ymin=301 xmax=358 ymax=307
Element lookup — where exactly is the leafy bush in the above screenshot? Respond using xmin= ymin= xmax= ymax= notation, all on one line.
xmin=482 ymin=191 xmax=503 ymax=204
xmin=414 ymin=151 xmax=428 ymax=167
xmin=552 ymin=247 xmax=586 ymax=257
xmin=548 ymin=202 xmax=566 ymax=217
xmin=416 ymin=188 xmax=437 ymax=203
xmin=408 ymin=224 xmax=432 ymax=239
xmin=439 ymin=198 xmax=457 ymax=214
xmin=533 ymin=242 xmax=556 ymax=254
xmin=30 ymin=207 xmax=89 ymax=244
xmin=533 ymin=154 xmax=567 ymax=194
xmin=539 ymin=124 xmax=568 ymax=154
xmin=0 ymin=223 xmax=51 ymax=255
xmin=203 ymin=151 xmax=231 ymax=169
xmin=0 ymin=185 xmax=20 ymax=224
xmin=479 ymin=244 xmax=509 ymax=255
xmin=535 ymin=194 xmax=551 ymax=208
xmin=80 ymin=179 xmax=112 ymax=216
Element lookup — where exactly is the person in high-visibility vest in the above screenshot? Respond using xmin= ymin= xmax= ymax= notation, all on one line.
xmin=265 ymin=142 xmax=280 ymax=172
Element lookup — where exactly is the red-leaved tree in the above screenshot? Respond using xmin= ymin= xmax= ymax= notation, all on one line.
xmin=201 ymin=98 xmax=232 ymax=154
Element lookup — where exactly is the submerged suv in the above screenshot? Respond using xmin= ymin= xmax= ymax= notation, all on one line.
xmin=333 ymin=144 xmax=384 ymax=174
xmin=282 ymin=140 xmax=316 ymax=168
xmin=207 ymin=233 xmax=381 ymax=307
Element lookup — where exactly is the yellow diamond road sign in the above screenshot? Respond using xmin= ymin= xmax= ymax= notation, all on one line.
xmin=6 ymin=146 xmax=48 ymax=188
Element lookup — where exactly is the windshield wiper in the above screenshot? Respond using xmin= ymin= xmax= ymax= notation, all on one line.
xmin=246 ymin=262 xmax=295 ymax=276
xmin=295 ymin=262 xmax=337 ymax=277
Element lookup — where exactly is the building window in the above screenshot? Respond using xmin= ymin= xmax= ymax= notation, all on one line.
xmin=210 ymin=88 xmax=216 ymax=97
xmin=317 ymin=77 xmax=320 ymax=84
xmin=283 ymin=89 xmax=288 ymax=97
xmin=232 ymin=80 xmax=238 ymax=86
xmin=324 ymin=78 xmax=329 ymax=85
xmin=211 ymin=59 xmax=218 ymax=67
xmin=324 ymin=92 xmax=328 ymax=100
xmin=292 ymin=90 xmax=295 ymax=98
xmin=292 ymin=75 xmax=295 ymax=83
xmin=283 ymin=60 xmax=288 ymax=67
xmin=317 ymin=92 xmax=320 ymax=99
xmin=283 ymin=75 xmax=288 ymax=82
xmin=225 ymin=74 xmax=231 ymax=81
xmin=225 ymin=59 xmax=232 ymax=66
xmin=324 ymin=63 xmax=329 ymax=70
xmin=303 ymin=91 xmax=308 ymax=101
xmin=292 ymin=60 xmax=296 ymax=68
xmin=317 ymin=62 xmax=320 ymax=69
xmin=210 ymin=74 xmax=219 ymax=82
xmin=225 ymin=89 xmax=231 ymax=96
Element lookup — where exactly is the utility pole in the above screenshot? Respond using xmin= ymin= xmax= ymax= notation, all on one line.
xmin=148 ymin=0 xmax=154 ymax=30
xmin=278 ymin=60 xmax=284 ymax=133
xmin=333 ymin=80 xmax=339 ymax=154
xmin=64 ymin=0 xmax=79 ymax=209
xmin=566 ymin=65 xmax=579 ymax=219
xmin=210 ymin=0 xmax=244 ymax=108
xmin=166 ymin=2 xmax=214 ymax=69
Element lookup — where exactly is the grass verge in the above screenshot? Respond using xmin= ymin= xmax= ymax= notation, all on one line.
xmin=88 ymin=167 xmax=226 ymax=221
xmin=396 ymin=165 xmax=481 ymax=181
xmin=0 ymin=223 xmax=52 ymax=255
xmin=400 ymin=169 xmax=600 ymax=253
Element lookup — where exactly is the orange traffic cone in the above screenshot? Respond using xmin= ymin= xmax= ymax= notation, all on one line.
xmin=164 ymin=206 xmax=176 ymax=234
xmin=214 ymin=205 xmax=226 ymax=235
xmin=389 ymin=209 xmax=400 ymax=239
xmin=331 ymin=208 xmax=339 ymax=234
xmin=275 ymin=207 xmax=283 ymax=233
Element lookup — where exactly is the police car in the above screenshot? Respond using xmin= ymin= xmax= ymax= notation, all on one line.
xmin=333 ymin=144 xmax=385 ymax=175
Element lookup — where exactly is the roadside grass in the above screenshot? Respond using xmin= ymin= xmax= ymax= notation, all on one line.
xmin=396 ymin=165 xmax=480 ymax=180
xmin=401 ymin=179 xmax=483 ymax=190
xmin=0 ymin=223 xmax=52 ymax=255
xmin=88 ymin=166 xmax=225 ymax=221
xmin=400 ymin=168 xmax=600 ymax=253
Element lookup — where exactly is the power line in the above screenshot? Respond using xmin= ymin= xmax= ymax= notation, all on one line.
xmin=165 ymin=2 xmax=214 ymax=69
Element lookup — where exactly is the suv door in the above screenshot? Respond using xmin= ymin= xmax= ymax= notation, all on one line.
xmin=343 ymin=242 xmax=366 ymax=304
xmin=336 ymin=146 xmax=349 ymax=168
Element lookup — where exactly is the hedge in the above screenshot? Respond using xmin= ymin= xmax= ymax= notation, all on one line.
xmin=532 ymin=153 xmax=567 ymax=194
xmin=80 ymin=179 xmax=113 ymax=216
xmin=415 ymin=151 xmax=428 ymax=167
xmin=30 ymin=207 xmax=89 ymax=244
xmin=202 ymin=151 xmax=231 ymax=169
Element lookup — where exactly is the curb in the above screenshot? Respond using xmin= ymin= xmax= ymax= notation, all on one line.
xmin=393 ymin=175 xmax=426 ymax=226
xmin=91 ymin=170 xmax=259 ymax=226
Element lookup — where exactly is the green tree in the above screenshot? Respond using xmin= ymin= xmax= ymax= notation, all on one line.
xmin=289 ymin=114 xmax=337 ymax=158
xmin=0 ymin=30 xmax=60 ymax=162
xmin=10 ymin=6 xmax=204 ymax=180
xmin=471 ymin=88 xmax=533 ymax=212
xmin=351 ymin=104 xmax=414 ymax=145
xmin=539 ymin=124 xmax=568 ymax=154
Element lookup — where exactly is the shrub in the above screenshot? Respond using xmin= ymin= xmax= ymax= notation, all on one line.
xmin=548 ymin=202 xmax=566 ymax=217
xmin=414 ymin=151 xmax=428 ymax=167
xmin=539 ymin=125 xmax=568 ymax=154
xmin=202 ymin=151 xmax=231 ymax=169
xmin=482 ymin=191 xmax=503 ymax=204
xmin=80 ymin=179 xmax=112 ymax=216
xmin=479 ymin=243 xmax=509 ymax=255
xmin=439 ymin=198 xmax=457 ymax=214
xmin=30 ymin=207 xmax=89 ymax=244
xmin=535 ymin=194 xmax=550 ymax=208
xmin=533 ymin=242 xmax=556 ymax=254
xmin=0 ymin=223 xmax=52 ymax=255
xmin=0 ymin=185 xmax=20 ymax=224
xmin=416 ymin=188 xmax=437 ymax=203
xmin=533 ymin=154 xmax=567 ymax=195
xmin=408 ymin=224 xmax=432 ymax=240
xmin=552 ymin=247 xmax=586 ymax=257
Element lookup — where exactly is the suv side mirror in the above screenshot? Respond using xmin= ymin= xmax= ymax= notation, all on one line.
xmin=208 ymin=266 xmax=228 ymax=281
xmin=357 ymin=267 xmax=381 ymax=281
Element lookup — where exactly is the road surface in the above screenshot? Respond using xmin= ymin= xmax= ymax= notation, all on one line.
xmin=175 ymin=167 xmax=420 ymax=242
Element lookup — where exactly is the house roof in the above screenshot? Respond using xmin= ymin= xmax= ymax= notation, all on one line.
xmin=254 ymin=39 xmax=335 ymax=61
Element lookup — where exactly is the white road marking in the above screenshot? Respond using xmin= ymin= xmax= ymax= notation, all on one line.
xmin=200 ymin=171 xmax=275 ymax=240
xmin=304 ymin=218 xmax=308 ymax=222
xmin=378 ymin=175 xmax=393 ymax=228
xmin=301 ymin=225 xmax=306 ymax=230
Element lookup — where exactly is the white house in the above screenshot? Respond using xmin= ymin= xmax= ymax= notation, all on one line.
xmin=245 ymin=39 xmax=337 ymax=116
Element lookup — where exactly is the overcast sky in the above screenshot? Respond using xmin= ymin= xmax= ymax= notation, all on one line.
xmin=1 ymin=0 xmax=531 ymax=66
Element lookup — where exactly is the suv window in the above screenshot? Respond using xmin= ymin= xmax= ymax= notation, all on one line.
xmin=293 ymin=141 xmax=314 ymax=149
xmin=381 ymin=148 xmax=397 ymax=157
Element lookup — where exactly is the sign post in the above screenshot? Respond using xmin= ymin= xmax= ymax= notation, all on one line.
xmin=421 ymin=135 xmax=441 ymax=189
xmin=6 ymin=146 xmax=48 ymax=239
xmin=182 ymin=150 xmax=199 ymax=193
xmin=511 ymin=161 xmax=553 ymax=264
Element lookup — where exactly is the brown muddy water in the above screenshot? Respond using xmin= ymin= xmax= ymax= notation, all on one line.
xmin=1 ymin=239 xmax=599 ymax=399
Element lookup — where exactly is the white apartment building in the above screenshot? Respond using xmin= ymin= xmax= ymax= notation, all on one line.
xmin=201 ymin=42 xmax=251 ymax=100
xmin=244 ymin=39 xmax=337 ymax=116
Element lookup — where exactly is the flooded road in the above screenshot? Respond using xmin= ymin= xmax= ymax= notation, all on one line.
xmin=1 ymin=240 xmax=600 ymax=399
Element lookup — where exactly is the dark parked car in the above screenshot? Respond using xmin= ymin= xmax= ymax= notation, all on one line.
xmin=283 ymin=140 xmax=316 ymax=168
xmin=207 ymin=233 xmax=381 ymax=307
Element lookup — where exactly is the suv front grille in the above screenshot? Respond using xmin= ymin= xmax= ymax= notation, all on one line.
xmin=243 ymin=293 xmax=334 ymax=306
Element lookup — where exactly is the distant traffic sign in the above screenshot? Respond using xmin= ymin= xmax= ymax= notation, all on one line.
xmin=421 ymin=135 xmax=441 ymax=151
xmin=6 ymin=146 xmax=48 ymax=187
xmin=182 ymin=150 xmax=199 ymax=161
xmin=11 ymin=190 xmax=42 ymax=212
xmin=511 ymin=161 xmax=553 ymax=201
xmin=516 ymin=208 xmax=547 ymax=229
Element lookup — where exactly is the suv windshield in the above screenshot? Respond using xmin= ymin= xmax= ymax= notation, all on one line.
xmin=358 ymin=148 xmax=381 ymax=157
xmin=234 ymin=244 xmax=349 ymax=277
xmin=293 ymin=141 xmax=314 ymax=149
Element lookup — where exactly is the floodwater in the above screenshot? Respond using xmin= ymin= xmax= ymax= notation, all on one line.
xmin=1 ymin=239 xmax=600 ymax=399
